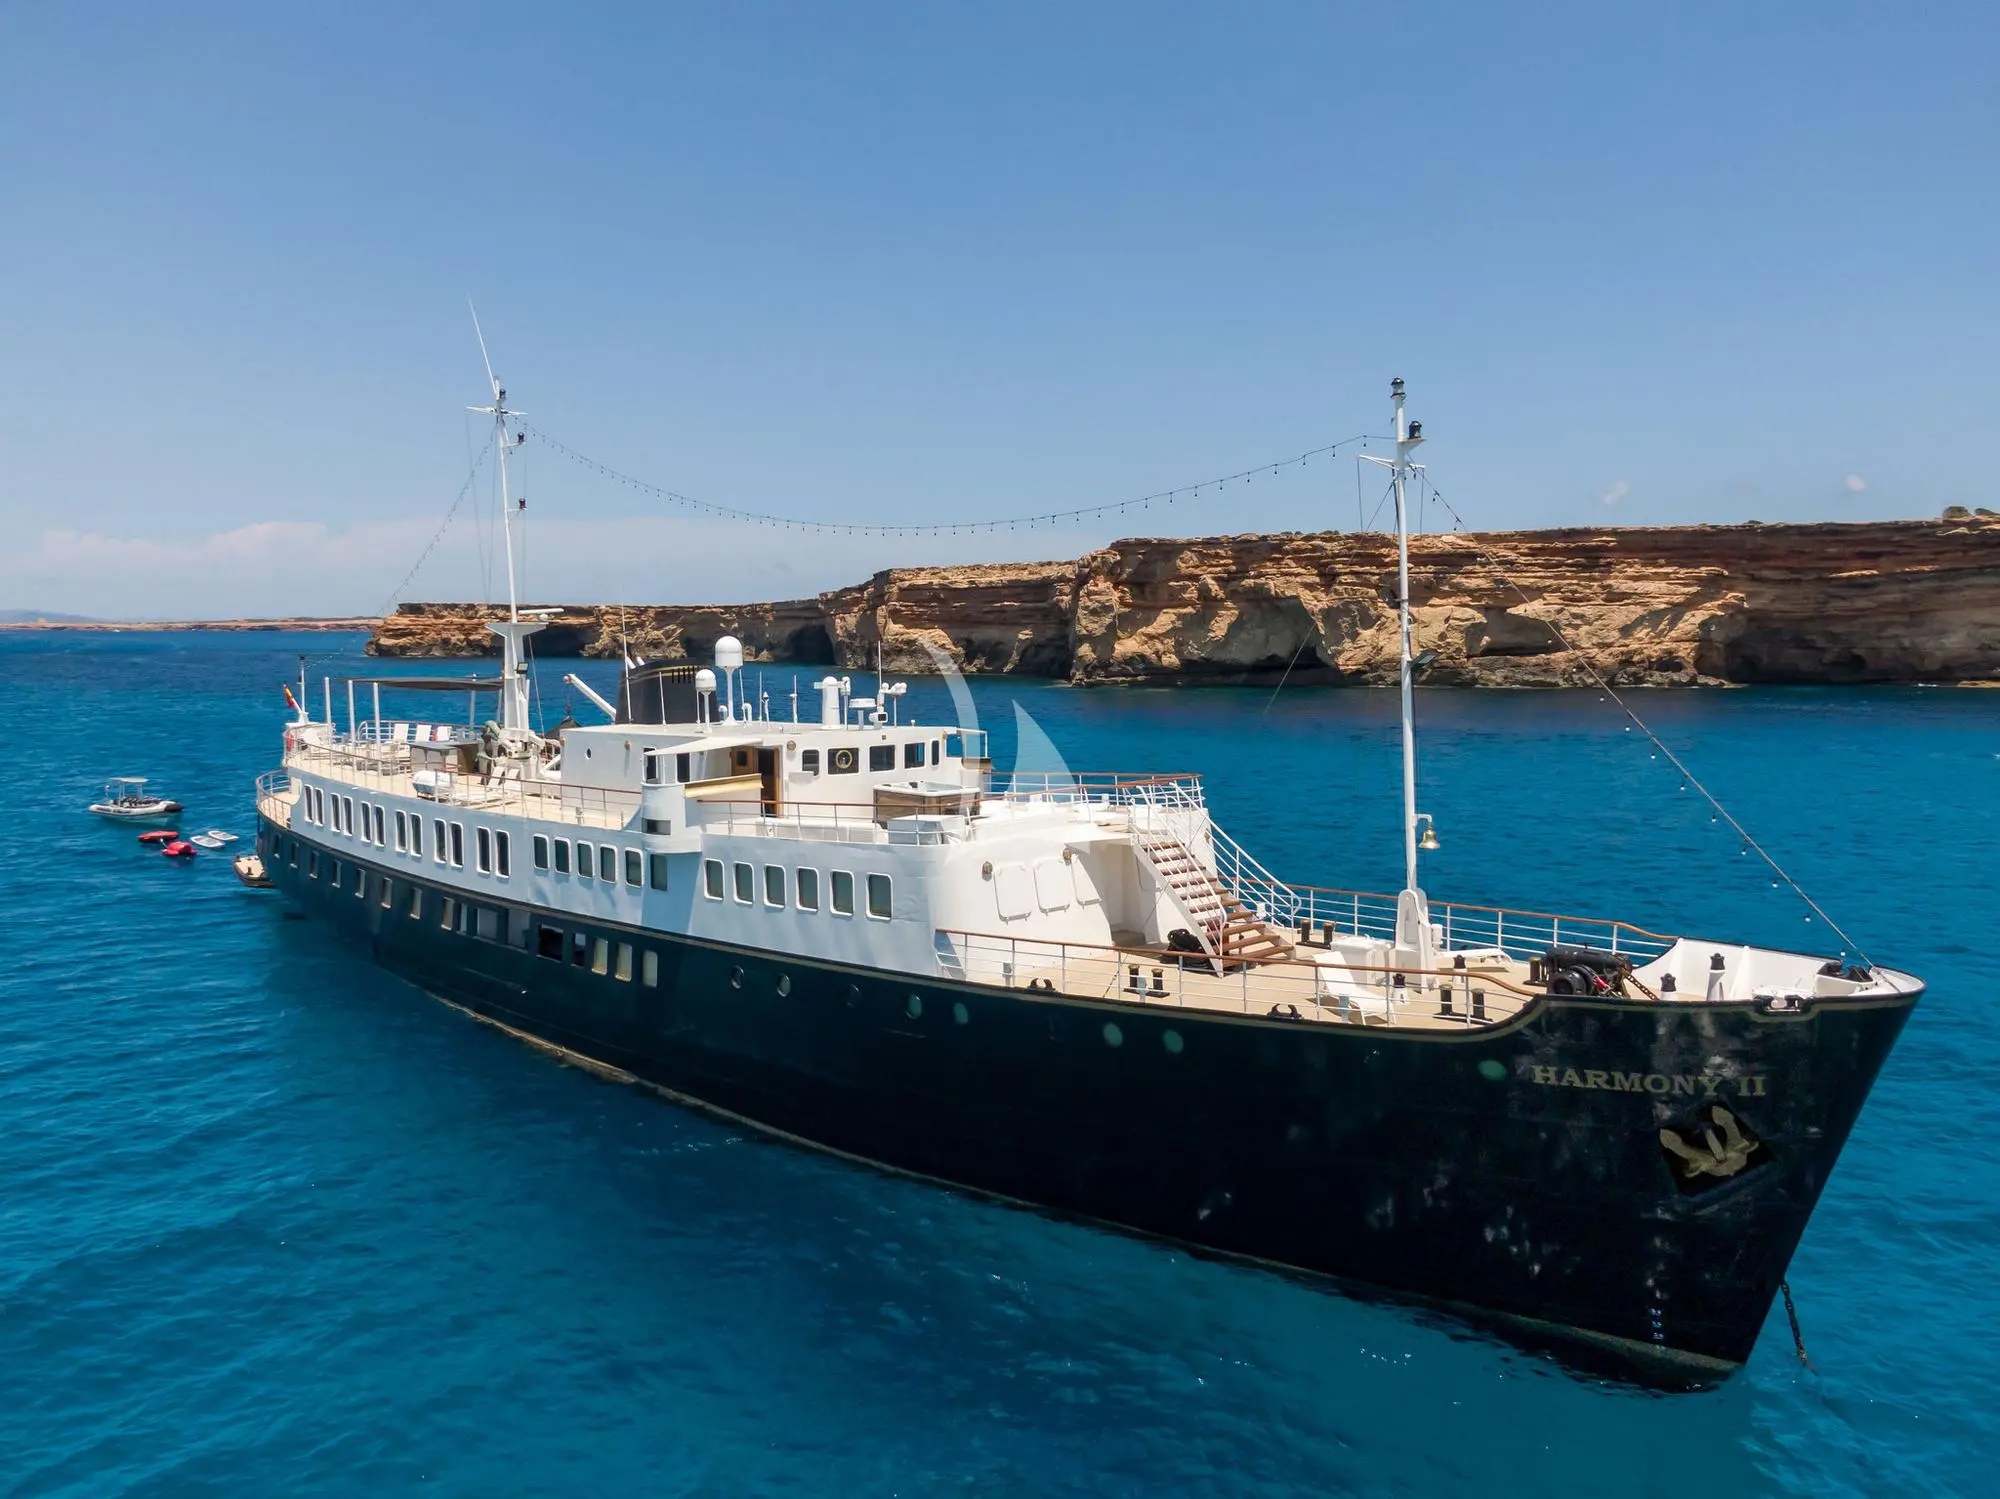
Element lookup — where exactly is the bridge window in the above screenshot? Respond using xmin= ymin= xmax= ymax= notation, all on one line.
xmin=733 ymin=862 xmax=754 ymax=904
xmin=867 ymin=873 xmax=892 ymax=919
xmin=800 ymin=749 xmax=820 ymax=775
xmin=764 ymin=866 xmax=785 ymax=907
xmin=623 ymin=848 xmax=641 ymax=887
xmin=576 ymin=842 xmax=593 ymax=880
xmin=533 ymin=834 xmax=549 ymax=871
xmin=796 ymin=867 xmax=819 ymax=911
xmin=703 ymin=859 xmax=723 ymax=899
xmin=676 ymin=752 xmax=691 ymax=782
xmin=649 ymin=852 xmax=669 ymax=890
xmin=643 ymin=750 xmax=663 ymax=785
xmin=903 ymin=742 xmax=925 ymax=768
xmin=831 ymin=870 xmax=855 ymax=916
xmin=868 ymin=745 xmax=895 ymax=772
xmin=599 ymin=845 xmax=616 ymax=882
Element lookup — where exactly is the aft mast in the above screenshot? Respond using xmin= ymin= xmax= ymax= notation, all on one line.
xmin=468 ymin=302 xmax=544 ymax=737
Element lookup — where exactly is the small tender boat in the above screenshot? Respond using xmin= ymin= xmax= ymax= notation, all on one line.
xmin=137 ymin=829 xmax=179 ymax=844
xmin=89 ymin=777 xmax=183 ymax=820
xmin=189 ymin=833 xmax=228 ymax=850
xmin=232 ymin=852 xmax=273 ymax=888
xmin=160 ymin=839 xmax=196 ymax=858
xmin=201 ymin=829 xmax=239 ymax=844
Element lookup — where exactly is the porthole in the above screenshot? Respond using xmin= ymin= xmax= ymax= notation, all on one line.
xmin=1162 ymin=1029 xmax=1185 ymax=1054
xmin=730 ymin=966 xmax=745 ymax=989
xmin=952 ymin=1002 xmax=969 ymax=1026
xmin=1102 ymin=1021 xmax=1124 ymax=1048
xmin=776 ymin=974 xmax=791 ymax=998
xmin=906 ymin=994 xmax=923 ymax=1018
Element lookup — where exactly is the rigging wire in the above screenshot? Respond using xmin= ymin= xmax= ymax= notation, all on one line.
xmin=518 ymin=422 xmax=1383 ymax=536
xmin=1417 ymin=474 xmax=1871 ymax=963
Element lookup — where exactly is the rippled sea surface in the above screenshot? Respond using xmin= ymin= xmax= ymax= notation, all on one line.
xmin=3 ymin=630 xmax=1995 ymax=1497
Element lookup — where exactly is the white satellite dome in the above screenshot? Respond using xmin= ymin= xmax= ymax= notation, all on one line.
xmin=714 ymin=636 xmax=744 ymax=672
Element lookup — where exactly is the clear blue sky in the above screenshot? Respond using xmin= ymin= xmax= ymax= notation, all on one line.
xmin=2 ymin=1 xmax=1991 ymax=617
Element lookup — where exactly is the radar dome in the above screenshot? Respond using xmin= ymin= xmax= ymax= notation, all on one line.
xmin=714 ymin=636 xmax=744 ymax=672
xmin=694 ymin=668 xmax=718 ymax=694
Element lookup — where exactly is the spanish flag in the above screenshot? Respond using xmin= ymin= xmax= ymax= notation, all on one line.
xmin=283 ymin=684 xmax=299 ymax=711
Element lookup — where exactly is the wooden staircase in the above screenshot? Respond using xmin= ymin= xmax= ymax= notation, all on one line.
xmin=1137 ymin=834 xmax=1297 ymax=966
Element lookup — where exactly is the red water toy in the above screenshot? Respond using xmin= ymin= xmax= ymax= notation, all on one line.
xmin=138 ymin=830 xmax=179 ymax=844
xmin=160 ymin=840 xmax=196 ymax=858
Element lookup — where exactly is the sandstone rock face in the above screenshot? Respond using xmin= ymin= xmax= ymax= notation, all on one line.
xmin=370 ymin=518 xmax=2000 ymax=686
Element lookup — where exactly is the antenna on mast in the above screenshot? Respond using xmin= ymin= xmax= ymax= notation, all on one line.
xmin=466 ymin=300 xmax=544 ymax=735
xmin=1360 ymin=377 xmax=1438 ymax=966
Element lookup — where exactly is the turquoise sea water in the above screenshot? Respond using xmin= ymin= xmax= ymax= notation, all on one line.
xmin=2 ymin=629 xmax=1995 ymax=1497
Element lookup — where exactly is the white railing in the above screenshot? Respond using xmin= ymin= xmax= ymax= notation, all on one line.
xmin=255 ymin=768 xmax=292 ymax=826
xmin=283 ymin=743 xmax=640 ymax=831
xmin=933 ymin=929 xmax=1538 ymax=1027
xmin=987 ymin=771 xmax=1207 ymax=811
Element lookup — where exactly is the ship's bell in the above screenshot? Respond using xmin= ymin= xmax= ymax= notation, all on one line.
xmin=1419 ymin=823 xmax=1441 ymax=851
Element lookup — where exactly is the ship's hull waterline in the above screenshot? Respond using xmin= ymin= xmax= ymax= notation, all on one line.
xmin=260 ymin=820 xmax=1914 ymax=1382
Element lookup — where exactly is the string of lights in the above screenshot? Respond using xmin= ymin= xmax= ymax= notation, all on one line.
xmin=518 ymin=422 xmax=1384 ymax=536
xmin=1418 ymin=475 xmax=1868 ymax=962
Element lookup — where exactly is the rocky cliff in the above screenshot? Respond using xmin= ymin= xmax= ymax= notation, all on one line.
xmin=369 ymin=517 xmax=2000 ymax=686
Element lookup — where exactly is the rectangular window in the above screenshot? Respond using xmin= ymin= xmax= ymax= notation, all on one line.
xmin=554 ymin=838 xmax=571 ymax=874
xmin=496 ymin=831 xmax=510 ymax=878
xmin=796 ymin=867 xmax=819 ymax=911
xmin=614 ymin=942 xmax=633 ymax=981
xmin=395 ymin=810 xmax=408 ymax=853
xmin=343 ymin=797 xmax=355 ymax=834
xmin=374 ymin=805 xmax=386 ymax=845
xmin=703 ymin=859 xmax=723 ymax=900
xmin=648 ymin=852 xmax=669 ymax=890
xmin=590 ymin=935 xmax=608 ymax=974
xmin=450 ymin=823 xmax=465 ymax=868
xmin=675 ymin=752 xmax=691 ymax=783
xmin=868 ymin=745 xmax=895 ymax=772
xmin=641 ymin=950 xmax=659 ymax=987
xmin=477 ymin=906 xmax=500 ymax=942
xmin=409 ymin=885 xmax=423 ymax=919
xmin=800 ymin=749 xmax=820 ymax=775
xmin=576 ymin=842 xmax=593 ymax=881
xmin=904 ymin=742 xmax=925 ymax=768
xmin=411 ymin=816 xmax=422 ymax=858
xmin=440 ymin=895 xmax=457 ymax=930
xmin=456 ymin=901 xmax=474 ymax=935
xmin=477 ymin=827 xmax=493 ymax=874
xmin=623 ymin=848 xmax=641 ymax=887
xmin=433 ymin=820 xmax=446 ymax=865
xmin=866 ymin=872 xmax=892 ymax=920
xmin=831 ymin=869 xmax=855 ymax=916
xmin=599 ymin=845 xmax=617 ymax=882
xmin=643 ymin=818 xmax=671 ymax=835
xmin=330 ymin=859 xmax=342 ymax=889
xmin=288 ymin=842 xmax=298 ymax=868
xmin=571 ymin=931 xmax=589 ymax=968
xmin=764 ymin=865 xmax=785 ymax=907
xmin=356 ymin=868 xmax=367 ymax=899
xmin=537 ymin=924 xmax=564 ymax=960
xmin=733 ymin=862 xmax=754 ymax=903
xmin=830 ymin=748 xmax=858 ymax=775
xmin=932 ymin=738 xmax=941 ymax=764
xmin=309 ymin=850 xmax=319 ymax=879
xmin=532 ymin=834 xmax=549 ymax=871
xmin=380 ymin=877 xmax=394 ymax=909
xmin=643 ymin=749 xmax=662 ymax=784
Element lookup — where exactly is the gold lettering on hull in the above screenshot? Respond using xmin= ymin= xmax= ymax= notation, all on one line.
xmin=1527 ymin=1065 xmax=1769 ymax=1098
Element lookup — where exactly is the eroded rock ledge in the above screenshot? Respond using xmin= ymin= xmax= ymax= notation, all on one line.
xmin=369 ymin=518 xmax=2000 ymax=686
